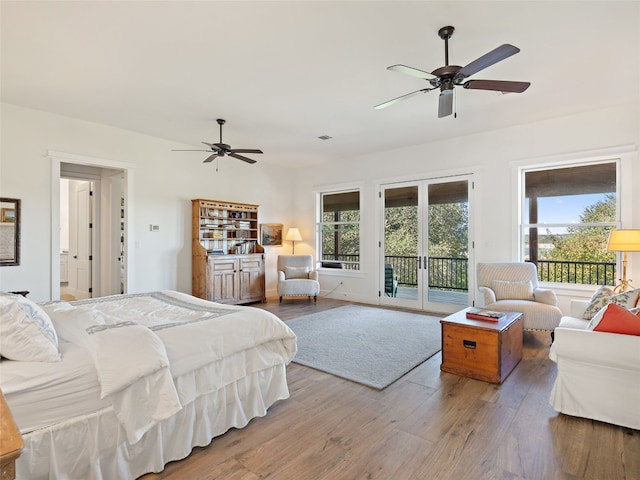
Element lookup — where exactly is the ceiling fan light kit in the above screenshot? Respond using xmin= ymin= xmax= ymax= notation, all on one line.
xmin=375 ymin=25 xmax=531 ymax=117
xmin=172 ymin=118 xmax=263 ymax=167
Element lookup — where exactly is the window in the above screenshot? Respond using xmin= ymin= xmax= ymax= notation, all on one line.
xmin=521 ymin=162 xmax=618 ymax=286
xmin=318 ymin=190 xmax=360 ymax=270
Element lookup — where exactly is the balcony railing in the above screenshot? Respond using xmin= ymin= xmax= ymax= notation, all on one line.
xmin=536 ymin=259 xmax=615 ymax=286
xmin=323 ymin=254 xmax=616 ymax=290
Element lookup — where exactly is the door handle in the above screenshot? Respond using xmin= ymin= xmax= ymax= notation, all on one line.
xmin=417 ymin=256 xmax=422 ymax=269
xmin=73 ymin=255 xmax=78 ymax=259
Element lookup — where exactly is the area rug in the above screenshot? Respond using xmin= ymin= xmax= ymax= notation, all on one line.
xmin=286 ymin=305 xmax=442 ymax=389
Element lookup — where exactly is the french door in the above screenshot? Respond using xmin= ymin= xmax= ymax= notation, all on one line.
xmin=380 ymin=176 xmax=471 ymax=312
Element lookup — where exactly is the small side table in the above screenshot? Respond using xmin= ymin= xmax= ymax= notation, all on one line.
xmin=440 ymin=308 xmax=523 ymax=384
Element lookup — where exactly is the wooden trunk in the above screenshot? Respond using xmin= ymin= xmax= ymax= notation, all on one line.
xmin=440 ymin=309 xmax=523 ymax=384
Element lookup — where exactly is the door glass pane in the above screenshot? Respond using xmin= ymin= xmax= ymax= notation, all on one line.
xmin=384 ymin=186 xmax=418 ymax=300
xmin=427 ymin=181 xmax=468 ymax=306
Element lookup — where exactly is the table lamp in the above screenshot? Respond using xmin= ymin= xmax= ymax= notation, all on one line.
xmin=607 ymin=229 xmax=640 ymax=292
xmin=285 ymin=227 xmax=302 ymax=254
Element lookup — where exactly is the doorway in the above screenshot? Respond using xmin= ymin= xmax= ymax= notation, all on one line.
xmin=380 ymin=176 xmax=471 ymax=312
xmin=60 ymin=178 xmax=93 ymax=300
xmin=50 ymin=151 xmax=133 ymax=301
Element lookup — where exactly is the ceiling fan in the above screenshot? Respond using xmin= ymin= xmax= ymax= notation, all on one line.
xmin=173 ymin=119 xmax=262 ymax=164
xmin=375 ymin=26 xmax=531 ymax=118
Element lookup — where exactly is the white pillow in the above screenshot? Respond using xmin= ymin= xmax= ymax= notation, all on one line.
xmin=491 ymin=280 xmax=534 ymax=301
xmin=0 ymin=293 xmax=60 ymax=362
xmin=284 ymin=266 xmax=310 ymax=279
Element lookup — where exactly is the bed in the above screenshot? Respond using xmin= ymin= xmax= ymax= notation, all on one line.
xmin=0 ymin=290 xmax=297 ymax=479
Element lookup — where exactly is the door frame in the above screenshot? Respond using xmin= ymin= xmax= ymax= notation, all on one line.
xmin=49 ymin=151 xmax=135 ymax=300
xmin=378 ymin=174 xmax=475 ymax=314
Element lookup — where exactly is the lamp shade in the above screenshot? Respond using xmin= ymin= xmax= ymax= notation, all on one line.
xmin=607 ymin=229 xmax=640 ymax=252
xmin=285 ymin=227 xmax=302 ymax=242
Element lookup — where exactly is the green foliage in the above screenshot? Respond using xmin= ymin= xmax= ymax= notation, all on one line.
xmin=539 ymin=194 xmax=616 ymax=285
xmin=428 ymin=203 xmax=468 ymax=258
xmin=384 ymin=205 xmax=418 ymax=256
xmin=545 ymin=194 xmax=616 ymax=263
xmin=384 ymin=203 xmax=468 ymax=258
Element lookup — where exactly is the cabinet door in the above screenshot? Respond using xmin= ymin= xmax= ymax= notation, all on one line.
xmin=209 ymin=257 xmax=238 ymax=303
xmin=239 ymin=256 xmax=264 ymax=302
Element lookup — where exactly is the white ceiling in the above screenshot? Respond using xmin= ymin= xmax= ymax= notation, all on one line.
xmin=2 ymin=1 xmax=639 ymax=169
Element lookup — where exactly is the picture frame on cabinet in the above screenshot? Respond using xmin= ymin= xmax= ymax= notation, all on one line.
xmin=260 ymin=223 xmax=283 ymax=246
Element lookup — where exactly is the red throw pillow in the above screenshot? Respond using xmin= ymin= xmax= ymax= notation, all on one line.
xmin=593 ymin=304 xmax=640 ymax=336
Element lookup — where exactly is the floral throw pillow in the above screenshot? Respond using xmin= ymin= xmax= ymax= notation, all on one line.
xmin=612 ymin=288 xmax=640 ymax=309
xmin=583 ymin=286 xmax=615 ymax=320
xmin=583 ymin=286 xmax=640 ymax=320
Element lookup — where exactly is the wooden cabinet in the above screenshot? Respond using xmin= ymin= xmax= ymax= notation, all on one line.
xmin=192 ymin=199 xmax=265 ymax=304
xmin=206 ymin=254 xmax=265 ymax=304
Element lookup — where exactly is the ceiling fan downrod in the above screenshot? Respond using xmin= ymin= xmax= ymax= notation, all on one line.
xmin=438 ymin=26 xmax=455 ymax=66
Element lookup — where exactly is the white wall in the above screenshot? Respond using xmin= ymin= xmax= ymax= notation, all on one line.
xmin=2 ymin=102 xmax=639 ymax=313
xmin=293 ymin=104 xmax=640 ymax=313
xmin=0 ymin=103 xmax=298 ymax=301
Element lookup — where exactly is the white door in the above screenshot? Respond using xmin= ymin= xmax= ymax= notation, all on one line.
xmin=380 ymin=177 xmax=471 ymax=312
xmin=68 ymin=180 xmax=92 ymax=299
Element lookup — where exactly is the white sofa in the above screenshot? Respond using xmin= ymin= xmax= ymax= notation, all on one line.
xmin=549 ymin=299 xmax=640 ymax=430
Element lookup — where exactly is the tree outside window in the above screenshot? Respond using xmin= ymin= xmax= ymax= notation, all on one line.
xmin=522 ymin=162 xmax=617 ymax=285
xmin=319 ymin=190 xmax=360 ymax=270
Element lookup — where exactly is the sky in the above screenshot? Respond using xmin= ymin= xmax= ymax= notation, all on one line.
xmin=528 ymin=193 xmax=611 ymax=225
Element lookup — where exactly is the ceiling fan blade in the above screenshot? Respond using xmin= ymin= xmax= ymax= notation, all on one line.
xmin=374 ymin=88 xmax=433 ymax=110
xmin=438 ymin=90 xmax=454 ymax=118
xmin=229 ymin=149 xmax=263 ymax=154
xmin=203 ymin=153 xmax=219 ymax=163
xmin=456 ymin=44 xmax=520 ymax=79
xmin=387 ymin=64 xmax=438 ymax=81
xmin=172 ymin=149 xmax=211 ymax=152
xmin=228 ymin=153 xmax=257 ymax=164
xmin=463 ymin=79 xmax=530 ymax=93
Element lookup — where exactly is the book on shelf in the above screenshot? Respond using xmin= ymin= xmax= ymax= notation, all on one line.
xmin=465 ymin=308 xmax=506 ymax=322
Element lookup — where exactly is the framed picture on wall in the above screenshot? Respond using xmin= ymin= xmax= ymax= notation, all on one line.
xmin=1 ymin=208 xmax=15 ymax=223
xmin=260 ymin=223 xmax=283 ymax=246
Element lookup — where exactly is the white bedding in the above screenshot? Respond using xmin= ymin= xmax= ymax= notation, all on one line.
xmin=0 ymin=339 xmax=109 ymax=434
xmin=0 ymin=291 xmax=297 ymax=479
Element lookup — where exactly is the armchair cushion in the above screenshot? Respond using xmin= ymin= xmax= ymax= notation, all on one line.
xmin=533 ymin=288 xmax=558 ymax=306
xmin=491 ymin=280 xmax=534 ymax=301
xmin=284 ymin=266 xmax=310 ymax=279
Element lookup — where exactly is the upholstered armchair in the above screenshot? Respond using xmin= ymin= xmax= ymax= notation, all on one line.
xmin=476 ymin=262 xmax=562 ymax=332
xmin=277 ymin=255 xmax=320 ymax=303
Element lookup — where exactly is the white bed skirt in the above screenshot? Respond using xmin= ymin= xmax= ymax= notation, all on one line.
xmin=17 ymin=364 xmax=289 ymax=480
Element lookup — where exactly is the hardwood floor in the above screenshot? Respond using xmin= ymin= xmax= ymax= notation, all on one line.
xmin=142 ymin=297 xmax=640 ymax=480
